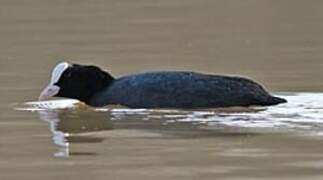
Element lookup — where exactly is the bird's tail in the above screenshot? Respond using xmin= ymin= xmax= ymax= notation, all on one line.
xmin=262 ymin=96 xmax=287 ymax=106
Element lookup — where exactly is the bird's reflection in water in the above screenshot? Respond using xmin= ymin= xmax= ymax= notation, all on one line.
xmin=34 ymin=102 xmax=262 ymax=157
xmin=38 ymin=109 xmax=113 ymax=157
xmin=25 ymin=93 xmax=323 ymax=158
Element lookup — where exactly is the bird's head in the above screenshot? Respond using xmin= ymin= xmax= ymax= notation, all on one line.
xmin=39 ymin=62 xmax=114 ymax=104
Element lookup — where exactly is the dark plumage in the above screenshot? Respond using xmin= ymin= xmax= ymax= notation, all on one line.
xmin=39 ymin=63 xmax=287 ymax=108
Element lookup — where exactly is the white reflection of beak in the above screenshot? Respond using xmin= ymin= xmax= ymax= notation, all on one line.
xmin=39 ymin=85 xmax=60 ymax=101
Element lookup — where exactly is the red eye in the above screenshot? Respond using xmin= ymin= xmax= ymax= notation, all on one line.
xmin=64 ymin=71 xmax=72 ymax=78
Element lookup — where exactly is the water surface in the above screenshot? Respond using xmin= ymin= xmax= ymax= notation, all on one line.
xmin=1 ymin=0 xmax=323 ymax=180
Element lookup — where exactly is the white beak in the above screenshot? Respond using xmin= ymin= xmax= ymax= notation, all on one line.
xmin=39 ymin=62 xmax=70 ymax=101
xmin=39 ymin=85 xmax=60 ymax=101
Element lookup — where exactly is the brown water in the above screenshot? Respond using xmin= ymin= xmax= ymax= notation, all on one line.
xmin=2 ymin=0 xmax=323 ymax=179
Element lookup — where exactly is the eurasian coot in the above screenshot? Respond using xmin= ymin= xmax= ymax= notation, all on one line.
xmin=39 ymin=62 xmax=287 ymax=108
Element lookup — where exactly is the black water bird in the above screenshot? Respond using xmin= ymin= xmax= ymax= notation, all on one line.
xmin=39 ymin=62 xmax=287 ymax=108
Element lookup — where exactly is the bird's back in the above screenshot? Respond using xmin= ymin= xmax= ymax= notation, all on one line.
xmin=89 ymin=71 xmax=282 ymax=108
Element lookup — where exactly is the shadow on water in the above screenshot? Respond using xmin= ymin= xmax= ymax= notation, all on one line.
xmin=16 ymin=92 xmax=323 ymax=157
xmin=33 ymin=105 xmax=261 ymax=157
xmin=37 ymin=109 xmax=112 ymax=157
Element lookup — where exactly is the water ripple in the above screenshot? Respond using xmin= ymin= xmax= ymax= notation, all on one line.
xmin=16 ymin=93 xmax=323 ymax=134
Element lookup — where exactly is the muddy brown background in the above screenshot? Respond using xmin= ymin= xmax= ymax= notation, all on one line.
xmin=1 ymin=1 xmax=323 ymax=180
